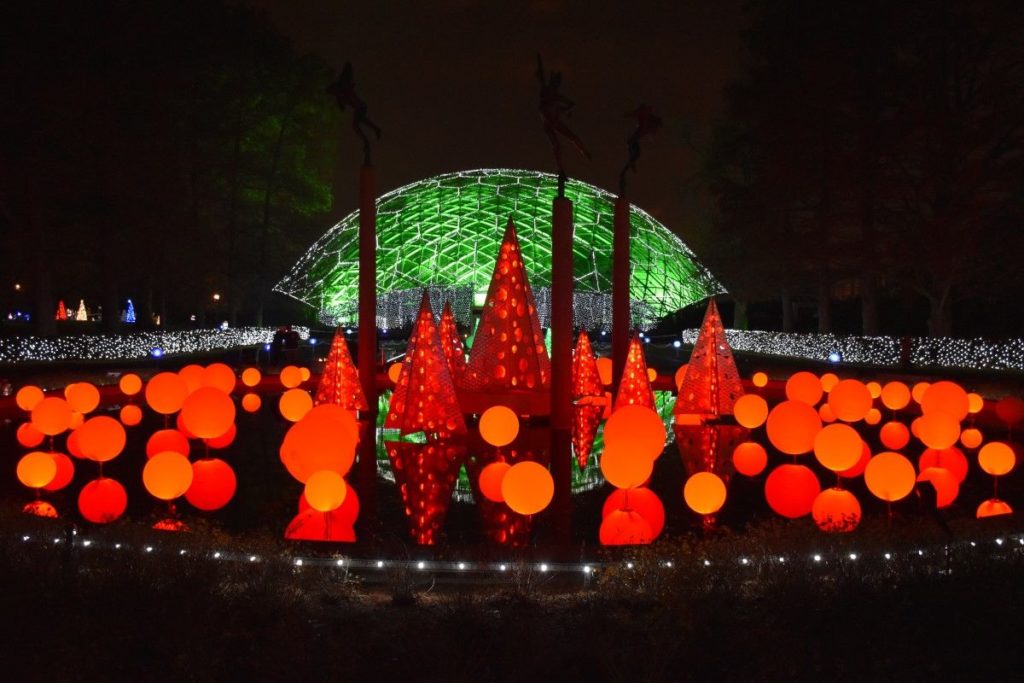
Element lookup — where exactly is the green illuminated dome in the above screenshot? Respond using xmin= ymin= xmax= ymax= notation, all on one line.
xmin=275 ymin=169 xmax=723 ymax=329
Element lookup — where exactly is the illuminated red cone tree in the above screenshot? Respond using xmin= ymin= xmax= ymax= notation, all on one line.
xmin=572 ymin=405 xmax=602 ymax=470
xmin=315 ymin=327 xmax=368 ymax=412
xmin=674 ymin=299 xmax=743 ymax=419
xmin=385 ymin=291 xmax=467 ymax=437
xmin=386 ymin=440 xmax=465 ymax=545
xmin=438 ymin=300 xmax=467 ymax=383
xmin=460 ymin=218 xmax=551 ymax=394
xmin=613 ymin=332 xmax=656 ymax=411
xmin=572 ymin=330 xmax=602 ymax=400
xmin=55 ymin=300 xmax=68 ymax=321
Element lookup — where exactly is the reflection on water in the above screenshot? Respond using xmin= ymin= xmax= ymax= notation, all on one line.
xmin=674 ymin=422 xmax=747 ymax=527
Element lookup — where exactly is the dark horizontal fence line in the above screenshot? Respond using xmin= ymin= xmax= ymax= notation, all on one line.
xmin=0 ymin=327 xmax=311 ymax=364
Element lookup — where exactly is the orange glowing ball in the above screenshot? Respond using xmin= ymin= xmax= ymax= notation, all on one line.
xmin=204 ymin=423 xmax=237 ymax=449
xmin=976 ymin=498 xmax=1013 ymax=518
xmin=180 ymin=386 xmax=236 ymax=439
xmin=599 ymin=510 xmax=654 ymax=546
xmin=299 ymin=485 xmax=361 ymax=526
xmin=241 ymin=367 xmax=262 ymax=387
xmin=766 ymin=400 xmax=822 ymax=455
xmin=674 ymin=363 xmax=689 ymax=389
xmin=44 ymin=452 xmax=75 ymax=492
xmin=119 ymin=373 xmax=143 ymax=396
xmin=304 ymin=470 xmax=348 ymax=512
xmin=17 ymin=451 xmax=57 ymax=489
xmin=966 ymin=392 xmax=984 ymax=414
xmin=818 ymin=403 xmax=837 ymax=423
xmin=387 ymin=362 xmax=403 ymax=384
xmin=764 ymin=464 xmax=820 ymax=518
xmin=501 ymin=461 xmax=554 ymax=515
xmin=176 ymin=412 xmax=196 ymax=439
xmin=201 ymin=363 xmax=237 ymax=394
xmin=241 ymin=392 xmax=262 ymax=413
xmin=734 ymin=394 xmax=769 ymax=429
xmin=66 ymin=430 xmax=85 ymax=459
xmin=838 ymin=441 xmax=871 ymax=478
xmin=683 ymin=471 xmax=727 ymax=515
xmin=812 ymin=488 xmax=862 ymax=533
xmin=910 ymin=416 xmax=922 ymax=439
xmin=600 ymin=442 xmax=654 ymax=489
xmin=960 ymin=427 xmax=983 ymax=450
xmin=732 ymin=441 xmax=768 ymax=477
xmin=16 ymin=385 xmax=45 ymax=412
xmin=119 ymin=404 xmax=143 ymax=427
xmin=916 ymin=467 xmax=959 ymax=508
xmin=916 ymin=411 xmax=961 ymax=450
xmin=880 ymin=382 xmax=911 ymax=411
xmin=601 ymin=486 xmax=665 ymax=537
xmin=279 ymin=388 xmax=313 ymax=423
xmin=785 ymin=371 xmax=823 ymax=406
xmin=78 ymin=477 xmax=127 ymax=524
xmin=178 ymin=364 xmax=205 ymax=394
xmin=921 ymin=381 xmax=969 ymax=422
xmin=479 ymin=462 xmax=511 ymax=502
xmin=16 ymin=422 xmax=44 ymax=448
xmin=143 ymin=451 xmax=194 ymax=500
xmin=279 ymin=404 xmax=359 ymax=482
xmin=827 ymin=380 xmax=872 ymax=422
xmin=864 ymin=408 xmax=882 ymax=425
xmin=820 ymin=373 xmax=839 ymax=392
xmin=646 ymin=367 xmax=657 ymax=383
xmin=69 ymin=411 xmax=84 ymax=430
xmin=866 ymin=381 xmax=882 ymax=399
xmin=864 ymin=451 xmax=916 ymax=502
xmin=479 ymin=405 xmax=520 ymax=447
xmin=65 ymin=382 xmax=101 ymax=414
xmin=596 ymin=357 xmax=614 ymax=386
xmin=145 ymin=372 xmax=188 ymax=415
xmin=978 ymin=442 xmax=1015 ymax=476
xmin=603 ymin=405 xmax=666 ymax=461
xmin=279 ymin=365 xmax=303 ymax=389
xmin=77 ymin=416 xmax=126 ymax=462
xmin=911 ymin=381 xmax=930 ymax=404
xmin=31 ymin=397 xmax=73 ymax=436
xmin=813 ymin=423 xmax=863 ymax=472
xmin=919 ymin=447 xmax=968 ymax=484
xmin=880 ymin=421 xmax=911 ymax=450
xmin=146 ymin=429 xmax=190 ymax=459
xmin=995 ymin=397 xmax=1024 ymax=425
xmin=300 ymin=367 xmax=312 ymax=382
xmin=752 ymin=371 xmax=769 ymax=388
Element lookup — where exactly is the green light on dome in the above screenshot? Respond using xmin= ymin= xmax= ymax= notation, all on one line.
xmin=275 ymin=168 xmax=723 ymax=329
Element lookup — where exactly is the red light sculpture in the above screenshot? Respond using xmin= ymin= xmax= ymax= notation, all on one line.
xmin=572 ymin=330 xmax=603 ymax=400
xmin=465 ymin=447 xmax=548 ymax=547
xmin=386 ymin=440 xmax=465 ymax=545
xmin=673 ymin=298 xmax=743 ymax=420
xmin=438 ymin=300 xmax=468 ymax=383
xmin=613 ymin=332 xmax=656 ymax=411
xmin=315 ymin=327 xmax=368 ymax=412
xmin=55 ymin=300 xmax=68 ymax=321
xmin=385 ymin=291 xmax=467 ymax=437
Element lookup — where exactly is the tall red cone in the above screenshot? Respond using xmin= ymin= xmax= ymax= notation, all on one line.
xmin=385 ymin=291 xmax=467 ymax=437
xmin=386 ymin=439 xmax=465 ymax=545
xmin=613 ymin=332 xmax=656 ymax=411
xmin=438 ymin=300 xmax=467 ymax=383
xmin=572 ymin=330 xmax=602 ymax=400
xmin=673 ymin=298 xmax=743 ymax=419
xmin=460 ymin=217 xmax=550 ymax=394
xmin=315 ymin=327 xmax=368 ymax=412
xmin=572 ymin=405 xmax=602 ymax=470
xmin=55 ymin=300 xmax=68 ymax=321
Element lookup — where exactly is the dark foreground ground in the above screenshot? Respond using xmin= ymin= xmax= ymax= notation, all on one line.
xmin=2 ymin=512 xmax=1024 ymax=682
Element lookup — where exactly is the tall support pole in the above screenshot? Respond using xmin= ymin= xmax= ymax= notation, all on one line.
xmin=357 ymin=165 xmax=378 ymax=518
xmin=612 ymin=195 xmax=631 ymax=395
xmin=550 ymin=196 xmax=574 ymax=543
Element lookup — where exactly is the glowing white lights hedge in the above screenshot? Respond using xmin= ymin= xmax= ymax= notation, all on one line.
xmin=0 ymin=327 xmax=310 ymax=364
xmin=672 ymin=329 xmax=1024 ymax=372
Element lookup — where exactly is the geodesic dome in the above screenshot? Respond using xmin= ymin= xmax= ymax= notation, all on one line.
xmin=274 ymin=168 xmax=723 ymax=330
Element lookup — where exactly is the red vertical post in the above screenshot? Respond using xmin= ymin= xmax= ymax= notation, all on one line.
xmin=550 ymin=196 xmax=574 ymax=542
xmin=357 ymin=165 xmax=378 ymax=513
xmin=612 ymin=195 xmax=631 ymax=395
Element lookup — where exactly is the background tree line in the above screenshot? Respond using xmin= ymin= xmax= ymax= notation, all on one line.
xmin=0 ymin=0 xmax=337 ymax=335
xmin=693 ymin=0 xmax=1024 ymax=338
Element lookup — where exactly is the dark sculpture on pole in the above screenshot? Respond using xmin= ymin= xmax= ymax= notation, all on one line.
xmin=328 ymin=62 xmax=382 ymax=165
xmin=536 ymin=54 xmax=590 ymax=196
xmin=619 ymin=104 xmax=661 ymax=195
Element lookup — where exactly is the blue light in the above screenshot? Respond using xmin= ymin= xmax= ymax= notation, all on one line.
xmin=264 ymin=343 xmax=271 ymax=351
xmin=828 ymin=351 xmax=842 ymax=363
xmin=150 ymin=347 xmax=164 ymax=358
xmin=673 ymin=340 xmax=682 ymax=349
xmin=309 ymin=338 xmax=317 ymax=345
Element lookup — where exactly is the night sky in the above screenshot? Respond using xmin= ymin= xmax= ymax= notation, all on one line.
xmin=243 ymin=0 xmax=744 ymax=241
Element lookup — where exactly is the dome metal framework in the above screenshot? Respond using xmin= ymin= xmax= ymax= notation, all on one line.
xmin=275 ymin=169 xmax=723 ymax=330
